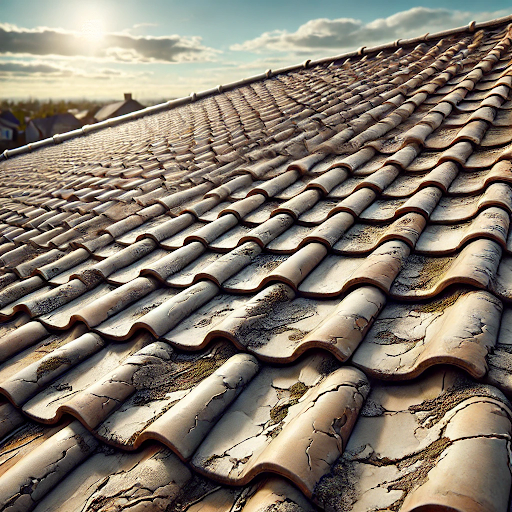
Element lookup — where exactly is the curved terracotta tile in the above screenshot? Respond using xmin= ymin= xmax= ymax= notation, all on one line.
xmin=449 ymin=159 xmax=512 ymax=195
xmin=333 ymin=212 xmax=426 ymax=254
xmin=191 ymin=358 xmax=369 ymax=497
xmin=141 ymin=241 xmax=205 ymax=281
xmin=261 ymin=243 xmax=327 ymax=288
xmin=131 ymin=280 xmax=219 ymax=338
xmin=33 ymin=442 xmax=197 ymax=512
xmin=239 ymin=213 xmax=294 ymax=248
xmin=491 ymin=254 xmax=512 ymax=301
xmin=465 ymin=141 xmax=512 ymax=169
xmin=330 ymin=188 xmax=377 ymax=217
xmin=314 ymin=369 xmax=512 ymax=512
xmin=0 ymin=400 xmax=24 ymax=439
xmin=326 ymin=175 xmax=370 ymax=200
xmin=416 ymin=206 xmax=509 ymax=254
xmin=157 ymin=182 xmax=213 ymax=210
xmin=185 ymin=213 xmax=239 ymax=244
xmin=115 ymin=214 xmax=174 ymax=246
xmin=248 ymin=169 xmax=301 ymax=198
xmin=218 ymin=195 xmax=266 ymax=221
xmin=37 ymin=282 xmax=117 ymax=329
xmin=91 ymin=287 xmax=178 ymax=339
xmin=430 ymin=181 xmax=512 ymax=222
xmin=22 ymin=331 xmax=154 ymax=423
xmin=425 ymin=119 xmax=489 ymax=150
xmin=241 ymin=155 xmax=290 ymax=180
xmin=164 ymin=251 xmax=223 ymax=287
xmin=306 ymin=167 xmax=349 ymax=195
xmin=297 ymin=199 xmax=339 ymax=225
xmin=103 ymin=213 xmax=144 ymax=239
xmin=34 ymin=247 xmax=90 ymax=282
xmin=107 ymin=247 xmax=170 ymax=284
xmin=302 ymin=211 xmax=354 ymax=248
xmin=300 ymin=240 xmax=410 ymax=297
xmin=1 ymin=279 xmax=93 ymax=321
xmin=0 ymin=332 xmax=105 ymax=407
xmin=0 ymin=421 xmax=99 ymax=510
xmin=272 ymin=189 xmax=322 ymax=220
xmin=302 ymin=286 xmax=386 ymax=361
xmin=116 ymin=351 xmax=259 ymax=457
xmin=353 ymin=290 xmax=502 ymax=379
xmin=77 ymin=238 xmax=157 ymax=282
xmin=73 ymin=277 xmax=159 ymax=327
xmin=391 ymin=238 xmax=502 ymax=298
xmin=0 ymin=316 xmax=48 ymax=363
xmin=188 ymin=281 xmax=373 ymax=364
xmin=26 ymin=340 xmax=255 ymax=452
xmin=358 ymin=187 xmax=440 ymax=223
xmin=384 ymin=161 xmax=459 ymax=198
xmin=205 ymin=174 xmax=253 ymax=200
xmin=0 ymin=275 xmax=45 ymax=310
xmin=135 ymin=211 xmax=195 ymax=242
xmin=242 ymin=200 xmax=281 ymax=225
xmin=195 ymin=242 xmax=262 ymax=287
xmin=481 ymin=125 xmax=512 ymax=147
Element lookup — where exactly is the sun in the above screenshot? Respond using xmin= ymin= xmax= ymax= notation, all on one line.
xmin=80 ymin=19 xmax=105 ymax=43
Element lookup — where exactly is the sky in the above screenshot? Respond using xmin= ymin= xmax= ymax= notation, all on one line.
xmin=0 ymin=0 xmax=511 ymax=102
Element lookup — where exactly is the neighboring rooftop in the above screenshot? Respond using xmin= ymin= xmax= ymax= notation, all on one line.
xmin=94 ymin=93 xmax=145 ymax=123
xmin=0 ymin=14 xmax=512 ymax=512
xmin=25 ymin=113 xmax=82 ymax=144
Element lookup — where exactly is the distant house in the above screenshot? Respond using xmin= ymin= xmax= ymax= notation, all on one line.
xmin=25 ymin=113 xmax=82 ymax=143
xmin=0 ymin=110 xmax=20 ymax=143
xmin=94 ymin=93 xmax=144 ymax=122
xmin=68 ymin=108 xmax=96 ymax=126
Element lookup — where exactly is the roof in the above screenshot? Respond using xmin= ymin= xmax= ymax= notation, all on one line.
xmin=25 ymin=113 xmax=82 ymax=143
xmin=94 ymin=98 xmax=145 ymax=123
xmin=0 ymin=14 xmax=512 ymax=512
xmin=0 ymin=111 xmax=20 ymax=130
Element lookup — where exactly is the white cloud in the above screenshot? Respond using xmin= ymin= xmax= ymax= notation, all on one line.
xmin=0 ymin=23 xmax=220 ymax=64
xmin=0 ymin=59 xmax=144 ymax=81
xmin=231 ymin=7 xmax=510 ymax=53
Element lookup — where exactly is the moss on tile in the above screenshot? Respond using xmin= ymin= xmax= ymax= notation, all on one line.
xmin=131 ymin=343 xmax=237 ymax=406
xmin=413 ymin=255 xmax=453 ymax=289
xmin=380 ymin=437 xmax=452 ymax=511
xmin=408 ymin=374 xmax=509 ymax=428
xmin=412 ymin=289 xmax=464 ymax=314
xmin=373 ymin=330 xmax=412 ymax=345
xmin=269 ymin=381 xmax=310 ymax=426
xmin=36 ymin=355 xmax=71 ymax=380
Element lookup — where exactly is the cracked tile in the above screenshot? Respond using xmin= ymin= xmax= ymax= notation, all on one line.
xmin=353 ymin=289 xmax=502 ymax=379
xmin=192 ymin=356 xmax=369 ymax=496
xmin=314 ymin=369 xmax=512 ymax=511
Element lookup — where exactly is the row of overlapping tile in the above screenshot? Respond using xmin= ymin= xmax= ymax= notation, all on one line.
xmin=1 ymin=365 xmax=510 ymax=511
xmin=1 ymin=19 xmax=512 ymax=512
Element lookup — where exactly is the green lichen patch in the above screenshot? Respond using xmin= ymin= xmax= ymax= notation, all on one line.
xmin=412 ymin=288 xmax=465 ymax=314
xmin=238 ymin=293 xmax=315 ymax=349
xmin=269 ymin=381 xmax=310 ymax=426
xmin=408 ymin=374 xmax=509 ymax=428
xmin=132 ymin=343 xmax=237 ymax=406
xmin=413 ymin=254 xmax=454 ymax=290
xmin=376 ymin=437 xmax=452 ymax=511
xmin=373 ymin=330 xmax=412 ymax=345
xmin=314 ymin=457 xmax=359 ymax=511
xmin=36 ymin=355 xmax=71 ymax=380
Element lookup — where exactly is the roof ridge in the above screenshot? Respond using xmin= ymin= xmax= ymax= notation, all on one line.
xmin=2 ymin=13 xmax=511 ymax=162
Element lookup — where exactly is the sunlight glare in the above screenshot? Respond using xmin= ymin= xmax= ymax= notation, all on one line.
xmin=80 ymin=19 xmax=105 ymax=43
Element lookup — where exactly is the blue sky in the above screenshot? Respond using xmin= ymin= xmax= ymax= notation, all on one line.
xmin=1 ymin=0 xmax=510 ymax=101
